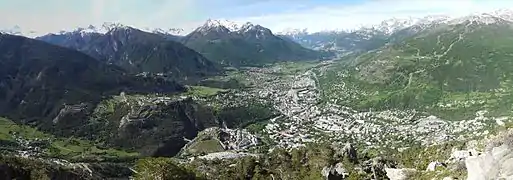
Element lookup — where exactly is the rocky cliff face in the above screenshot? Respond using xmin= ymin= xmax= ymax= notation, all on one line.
xmin=84 ymin=94 xmax=219 ymax=157
xmin=466 ymin=130 xmax=513 ymax=180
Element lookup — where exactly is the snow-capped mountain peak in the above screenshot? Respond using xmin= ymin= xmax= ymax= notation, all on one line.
xmin=56 ymin=22 xmax=129 ymax=36
xmin=240 ymin=22 xmax=255 ymax=30
xmin=278 ymin=28 xmax=309 ymax=36
xmin=375 ymin=17 xmax=417 ymax=34
xmin=202 ymin=19 xmax=242 ymax=32
xmin=101 ymin=22 xmax=130 ymax=32
xmin=151 ymin=28 xmax=185 ymax=36
xmin=240 ymin=22 xmax=269 ymax=34
xmin=449 ymin=13 xmax=506 ymax=25
xmin=491 ymin=8 xmax=513 ymax=21
xmin=194 ymin=19 xmax=272 ymax=36
xmin=0 ymin=25 xmax=23 ymax=36
xmin=415 ymin=15 xmax=451 ymax=25
xmin=239 ymin=23 xmax=273 ymax=39
xmin=72 ymin=25 xmax=104 ymax=37
xmin=0 ymin=26 xmax=39 ymax=37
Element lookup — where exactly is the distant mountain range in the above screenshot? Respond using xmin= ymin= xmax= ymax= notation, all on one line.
xmin=36 ymin=24 xmax=220 ymax=81
xmin=278 ymin=9 xmax=513 ymax=53
xmin=314 ymin=9 xmax=513 ymax=114
xmin=181 ymin=19 xmax=333 ymax=66
xmin=30 ymin=20 xmax=332 ymax=68
xmin=355 ymin=12 xmax=513 ymax=89
xmin=0 ymin=23 xmax=186 ymax=38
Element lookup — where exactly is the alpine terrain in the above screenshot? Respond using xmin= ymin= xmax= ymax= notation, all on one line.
xmin=182 ymin=19 xmax=333 ymax=66
xmin=36 ymin=23 xmax=220 ymax=81
xmin=2 ymin=5 xmax=513 ymax=180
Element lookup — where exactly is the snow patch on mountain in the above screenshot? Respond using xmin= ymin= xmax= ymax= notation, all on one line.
xmin=195 ymin=19 xmax=272 ymax=37
xmin=201 ymin=19 xmax=243 ymax=32
xmin=279 ymin=28 xmax=309 ymax=36
xmin=240 ymin=22 xmax=257 ymax=33
xmin=54 ymin=22 xmax=130 ymax=37
xmin=492 ymin=9 xmax=513 ymax=22
xmin=9 ymin=8 xmax=513 ymax=39
xmin=279 ymin=8 xmax=513 ymax=37
xmin=0 ymin=25 xmax=25 ymax=36
xmin=48 ymin=22 xmax=185 ymax=37
xmin=370 ymin=17 xmax=418 ymax=35
xmin=449 ymin=13 xmax=506 ymax=25
xmin=150 ymin=28 xmax=185 ymax=36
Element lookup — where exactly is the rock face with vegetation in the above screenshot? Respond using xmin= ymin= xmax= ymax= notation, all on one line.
xmin=86 ymin=95 xmax=219 ymax=157
xmin=0 ymin=156 xmax=95 ymax=180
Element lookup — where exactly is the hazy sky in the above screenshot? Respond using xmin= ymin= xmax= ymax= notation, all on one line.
xmin=1 ymin=0 xmax=513 ymax=35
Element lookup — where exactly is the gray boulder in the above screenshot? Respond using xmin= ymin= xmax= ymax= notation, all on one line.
xmin=466 ymin=129 xmax=513 ymax=180
xmin=343 ymin=143 xmax=358 ymax=162
xmin=384 ymin=168 xmax=416 ymax=180
xmin=322 ymin=163 xmax=349 ymax=180
xmin=466 ymin=144 xmax=513 ymax=180
xmin=333 ymin=142 xmax=358 ymax=162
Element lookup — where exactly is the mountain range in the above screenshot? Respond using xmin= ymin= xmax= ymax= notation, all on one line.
xmin=26 ymin=20 xmax=332 ymax=69
xmin=279 ymin=9 xmax=513 ymax=53
xmin=356 ymin=13 xmax=513 ymax=90
xmin=181 ymin=19 xmax=332 ymax=66
xmin=314 ymin=9 xmax=513 ymax=118
xmin=36 ymin=24 xmax=220 ymax=81
xmin=0 ymin=33 xmax=185 ymax=133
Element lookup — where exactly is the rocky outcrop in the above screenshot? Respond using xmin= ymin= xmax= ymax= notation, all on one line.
xmin=465 ymin=129 xmax=513 ymax=180
xmin=0 ymin=156 xmax=135 ymax=180
xmin=426 ymin=161 xmax=446 ymax=171
xmin=0 ymin=156 xmax=100 ymax=180
xmin=219 ymin=127 xmax=259 ymax=150
xmin=384 ymin=168 xmax=416 ymax=180
xmin=197 ymin=152 xmax=258 ymax=160
xmin=449 ymin=149 xmax=479 ymax=162
xmin=321 ymin=162 xmax=348 ymax=180
xmin=332 ymin=142 xmax=358 ymax=163
xmin=466 ymin=144 xmax=513 ymax=180
xmin=177 ymin=127 xmax=260 ymax=157
xmin=343 ymin=143 xmax=358 ymax=162
xmin=108 ymin=97 xmax=219 ymax=157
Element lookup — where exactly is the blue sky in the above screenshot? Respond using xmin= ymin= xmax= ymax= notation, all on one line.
xmin=1 ymin=0 xmax=512 ymax=36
